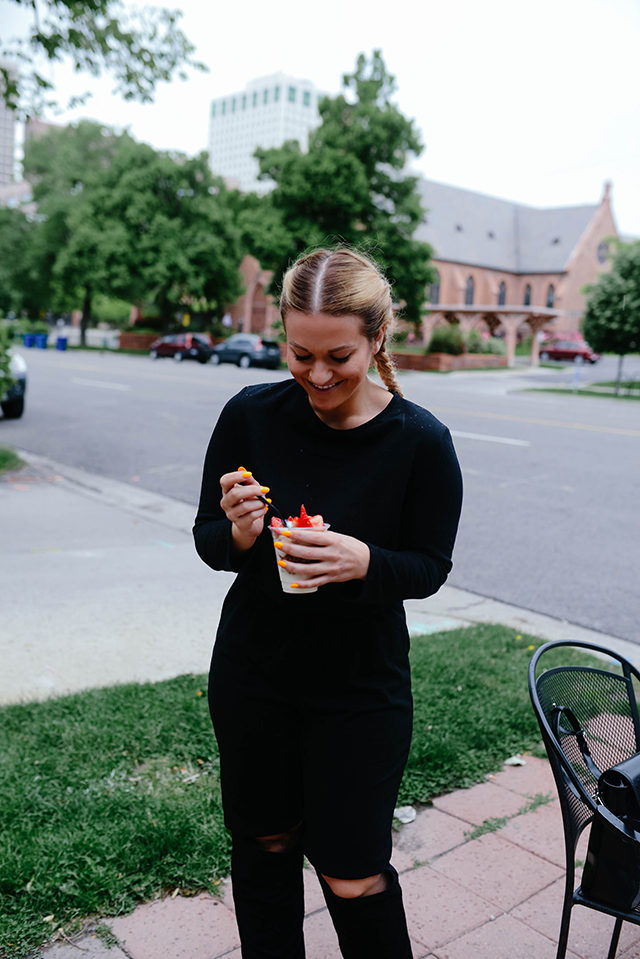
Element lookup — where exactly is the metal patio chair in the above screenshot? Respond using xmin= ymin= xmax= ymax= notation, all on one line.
xmin=529 ymin=640 xmax=640 ymax=959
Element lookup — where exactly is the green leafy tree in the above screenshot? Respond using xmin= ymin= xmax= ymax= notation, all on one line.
xmin=93 ymin=140 xmax=244 ymax=327
xmin=583 ymin=240 xmax=640 ymax=393
xmin=23 ymin=121 xmax=245 ymax=339
xmin=24 ymin=120 xmax=128 ymax=342
xmin=253 ymin=51 xmax=435 ymax=325
xmin=0 ymin=207 xmax=38 ymax=315
xmin=1 ymin=0 xmax=204 ymax=115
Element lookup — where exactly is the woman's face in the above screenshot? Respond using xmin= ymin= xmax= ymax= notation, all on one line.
xmin=285 ymin=311 xmax=383 ymax=418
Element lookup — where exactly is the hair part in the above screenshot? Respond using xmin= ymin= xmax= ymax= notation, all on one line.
xmin=280 ymin=247 xmax=403 ymax=396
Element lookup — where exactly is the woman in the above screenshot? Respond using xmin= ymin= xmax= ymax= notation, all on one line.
xmin=193 ymin=248 xmax=463 ymax=958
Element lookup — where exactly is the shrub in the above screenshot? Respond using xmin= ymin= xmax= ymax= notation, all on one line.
xmin=427 ymin=325 xmax=506 ymax=356
xmin=427 ymin=324 xmax=465 ymax=355
xmin=465 ymin=329 xmax=484 ymax=353
xmin=483 ymin=336 xmax=506 ymax=355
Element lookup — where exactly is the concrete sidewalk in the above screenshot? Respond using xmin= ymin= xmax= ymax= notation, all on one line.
xmin=3 ymin=450 xmax=639 ymax=958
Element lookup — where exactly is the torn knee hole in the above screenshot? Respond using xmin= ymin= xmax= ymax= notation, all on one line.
xmin=255 ymin=824 xmax=302 ymax=854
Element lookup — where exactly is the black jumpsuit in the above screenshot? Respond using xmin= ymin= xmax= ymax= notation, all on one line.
xmin=193 ymin=379 xmax=463 ymax=881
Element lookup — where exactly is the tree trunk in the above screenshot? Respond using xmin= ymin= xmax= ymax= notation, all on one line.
xmin=81 ymin=285 xmax=92 ymax=348
xmin=615 ymin=354 xmax=624 ymax=395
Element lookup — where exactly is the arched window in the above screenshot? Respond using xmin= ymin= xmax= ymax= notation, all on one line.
xmin=464 ymin=275 xmax=475 ymax=306
xmin=523 ymin=283 xmax=532 ymax=306
xmin=497 ymin=281 xmax=507 ymax=306
xmin=546 ymin=284 xmax=555 ymax=308
xmin=430 ymin=271 xmax=440 ymax=305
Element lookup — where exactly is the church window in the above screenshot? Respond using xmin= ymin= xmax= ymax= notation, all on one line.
xmin=546 ymin=284 xmax=555 ymax=308
xmin=523 ymin=284 xmax=532 ymax=306
xmin=497 ymin=281 xmax=506 ymax=306
xmin=430 ymin=272 xmax=440 ymax=305
xmin=464 ymin=276 xmax=475 ymax=306
xmin=597 ymin=240 xmax=609 ymax=264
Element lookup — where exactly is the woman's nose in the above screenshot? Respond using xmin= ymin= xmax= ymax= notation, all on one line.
xmin=310 ymin=362 xmax=332 ymax=384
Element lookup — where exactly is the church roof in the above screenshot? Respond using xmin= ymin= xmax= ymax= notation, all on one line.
xmin=415 ymin=178 xmax=598 ymax=274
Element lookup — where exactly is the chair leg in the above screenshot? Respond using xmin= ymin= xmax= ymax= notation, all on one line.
xmin=555 ymin=898 xmax=572 ymax=959
xmin=555 ymin=860 xmax=576 ymax=959
xmin=606 ymin=917 xmax=623 ymax=959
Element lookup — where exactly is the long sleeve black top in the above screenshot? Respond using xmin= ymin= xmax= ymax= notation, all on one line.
xmin=194 ymin=380 xmax=462 ymax=638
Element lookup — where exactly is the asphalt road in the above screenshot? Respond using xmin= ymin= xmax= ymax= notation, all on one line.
xmin=4 ymin=347 xmax=640 ymax=642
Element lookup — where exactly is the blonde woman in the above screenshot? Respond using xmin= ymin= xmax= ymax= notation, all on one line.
xmin=194 ymin=248 xmax=463 ymax=958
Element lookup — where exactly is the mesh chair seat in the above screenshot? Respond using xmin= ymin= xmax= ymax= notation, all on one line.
xmin=529 ymin=641 xmax=640 ymax=959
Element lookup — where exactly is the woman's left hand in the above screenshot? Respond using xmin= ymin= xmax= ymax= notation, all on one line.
xmin=274 ymin=529 xmax=370 ymax=589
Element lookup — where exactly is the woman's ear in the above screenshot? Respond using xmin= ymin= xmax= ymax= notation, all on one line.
xmin=373 ymin=327 xmax=386 ymax=355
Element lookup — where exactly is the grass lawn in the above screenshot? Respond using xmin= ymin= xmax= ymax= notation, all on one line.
xmin=0 ymin=447 xmax=24 ymax=474
xmin=0 ymin=624 xmax=597 ymax=957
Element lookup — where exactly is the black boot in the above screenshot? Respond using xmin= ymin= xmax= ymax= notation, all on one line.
xmin=318 ymin=867 xmax=412 ymax=959
xmin=231 ymin=832 xmax=306 ymax=958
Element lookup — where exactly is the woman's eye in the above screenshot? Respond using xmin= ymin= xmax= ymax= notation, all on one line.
xmin=331 ymin=355 xmax=352 ymax=364
xmin=293 ymin=353 xmax=311 ymax=362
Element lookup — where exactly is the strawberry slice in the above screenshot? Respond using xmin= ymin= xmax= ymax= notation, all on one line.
xmin=288 ymin=504 xmax=324 ymax=528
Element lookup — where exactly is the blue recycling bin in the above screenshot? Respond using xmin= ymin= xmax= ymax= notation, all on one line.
xmin=23 ymin=333 xmax=35 ymax=348
xmin=35 ymin=333 xmax=48 ymax=349
xmin=56 ymin=336 xmax=68 ymax=351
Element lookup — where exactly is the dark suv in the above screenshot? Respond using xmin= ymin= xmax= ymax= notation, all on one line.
xmin=149 ymin=333 xmax=214 ymax=363
xmin=210 ymin=334 xmax=281 ymax=370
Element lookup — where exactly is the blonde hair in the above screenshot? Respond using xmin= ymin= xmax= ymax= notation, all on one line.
xmin=280 ymin=248 xmax=403 ymax=396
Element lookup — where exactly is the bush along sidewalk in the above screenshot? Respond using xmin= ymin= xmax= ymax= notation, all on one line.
xmin=0 ymin=624 xmax=600 ymax=957
xmin=0 ymin=446 xmax=24 ymax=474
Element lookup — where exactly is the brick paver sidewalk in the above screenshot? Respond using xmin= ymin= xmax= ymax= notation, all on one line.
xmin=38 ymin=756 xmax=640 ymax=959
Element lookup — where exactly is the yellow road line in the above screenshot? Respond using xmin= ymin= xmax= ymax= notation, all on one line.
xmin=430 ymin=406 xmax=640 ymax=438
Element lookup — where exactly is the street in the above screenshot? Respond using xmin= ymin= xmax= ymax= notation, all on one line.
xmin=3 ymin=348 xmax=640 ymax=642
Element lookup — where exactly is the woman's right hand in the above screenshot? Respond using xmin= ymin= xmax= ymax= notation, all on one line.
xmin=220 ymin=468 xmax=268 ymax=553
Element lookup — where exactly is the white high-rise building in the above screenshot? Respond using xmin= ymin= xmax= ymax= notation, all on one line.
xmin=208 ymin=72 xmax=322 ymax=194
xmin=0 ymin=65 xmax=17 ymax=184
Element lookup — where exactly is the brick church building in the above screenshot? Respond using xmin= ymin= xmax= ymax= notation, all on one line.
xmin=228 ymin=177 xmax=619 ymax=365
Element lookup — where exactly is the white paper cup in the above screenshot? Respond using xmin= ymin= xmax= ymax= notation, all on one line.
xmin=269 ymin=524 xmax=329 ymax=594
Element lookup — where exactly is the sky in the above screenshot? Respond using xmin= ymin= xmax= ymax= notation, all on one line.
xmin=2 ymin=0 xmax=640 ymax=236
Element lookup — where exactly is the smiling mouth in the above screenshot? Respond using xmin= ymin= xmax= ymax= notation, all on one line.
xmin=308 ymin=380 xmax=343 ymax=392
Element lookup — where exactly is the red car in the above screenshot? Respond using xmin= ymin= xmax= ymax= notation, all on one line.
xmin=149 ymin=332 xmax=214 ymax=363
xmin=539 ymin=339 xmax=601 ymax=364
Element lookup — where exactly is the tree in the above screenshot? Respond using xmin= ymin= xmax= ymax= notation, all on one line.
xmin=1 ymin=0 xmax=204 ymax=115
xmin=253 ymin=51 xmax=435 ymax=325
xmin=23 ymin=121 xmax=245 ymax=337
xmin=93 ymin=139 xmax=244 ymax=327
xmin=0 ymin=208 xmax=37 ymax=315
xmin=24 ymin=120 xmax=130 ymax=341
xmin=583 ymin=240 xmax=640 ymax=393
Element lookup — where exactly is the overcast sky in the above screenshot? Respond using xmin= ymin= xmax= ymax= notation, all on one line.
xmin=3 ymin=0 xmax=640 ymax=236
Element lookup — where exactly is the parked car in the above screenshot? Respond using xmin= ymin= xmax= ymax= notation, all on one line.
xmin=1 ymin=349 xmax=27 ymax=419
xmin=210 ymin=334 xmax=282 ymax=370
xmin=539 ymin=339 xmax=601 ymax=364
xmin=149 ymin=332 xmax=214 ymax=363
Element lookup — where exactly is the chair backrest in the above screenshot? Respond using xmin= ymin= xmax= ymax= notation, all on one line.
xmin=529 ymin=641 xmax=640 ymax=852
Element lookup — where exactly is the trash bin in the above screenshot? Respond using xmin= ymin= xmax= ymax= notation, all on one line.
xmin=35 ymin=333 xmax=48 ymax=349
xmin=23 ymin=333 xmax=35 ymax=348
xmin=56 ymin=337 xmax=68 ymax=351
